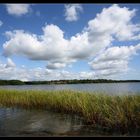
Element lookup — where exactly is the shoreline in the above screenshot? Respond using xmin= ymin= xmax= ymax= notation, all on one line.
xmin=0 ymin=79 xmax=140 ymax=85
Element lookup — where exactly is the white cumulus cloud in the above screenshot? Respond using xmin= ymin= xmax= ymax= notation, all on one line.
xmin=47 ymin=62 xmax=67 ymax=70
xmin=89 ymin=44 xmax=140 ymax=77
xmin=64 ymin=4 xmax=83 ymax=21
xmin=5 ymin=4 xmax=31 ymax=16
xmin=5 ymin=58 xmax=16 ymax=68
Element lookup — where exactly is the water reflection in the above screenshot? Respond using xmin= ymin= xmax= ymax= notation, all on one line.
xmin=0 ymin=107 xmax=139 ymax=136
xmin=0 ymin=107 xmax=87 ymax=136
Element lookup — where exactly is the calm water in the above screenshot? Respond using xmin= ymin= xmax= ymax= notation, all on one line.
xmin=0 ymin=107 xmax=137 ymax=136
xmin=0 ymin=82 xmax=140 ymax=95
xmin=0 ymin=107 xmax=112 ymax=136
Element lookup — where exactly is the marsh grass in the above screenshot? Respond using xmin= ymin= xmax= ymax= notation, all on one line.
xmin=0 ymin=89 xmax=139 ymax=133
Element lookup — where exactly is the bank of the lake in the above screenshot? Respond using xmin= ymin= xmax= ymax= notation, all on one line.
xmin=0 ymin=79 xmax=140 ymax=85
xmin=0 ymin=89 xmax=139 ymax=135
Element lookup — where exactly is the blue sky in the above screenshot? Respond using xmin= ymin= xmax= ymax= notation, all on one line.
xmin=0 ymin=4 xmax=140 ymax=81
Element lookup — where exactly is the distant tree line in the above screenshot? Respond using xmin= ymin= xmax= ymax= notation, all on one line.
xmin=0 ymin=79 xmax=139 ymax=85
xmin=25 ymin=79 xmax=140 ymax=85
xmin=0 ymin=80 xmax=25 ymax=85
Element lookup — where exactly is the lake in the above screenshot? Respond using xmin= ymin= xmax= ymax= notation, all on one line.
xmin=0 ymin=82 xmax=140 ymax=95
xmin=0 ymin=82 xmax=140 ymax=136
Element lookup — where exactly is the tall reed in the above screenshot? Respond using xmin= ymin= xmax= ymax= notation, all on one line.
xmin=0 ymin=89 xmax=139 ymax=133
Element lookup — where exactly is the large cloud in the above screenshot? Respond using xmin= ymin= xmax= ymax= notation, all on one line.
xmin=64 ymin=4 xmax=83 ymax=22
xmin=5 ymin=4 xmax=31 ymax=16
xmin=3 ymin=25 xmax=68 ymax=60
xmin=89 ymin=44 xmax=140 ymax=77
xmin=3 ymin=25 xmax=73 ymax=69
xmin=2 ymin=4 xmax=140 ymax=80
xmin=87 ymin=4 xmax=139 ymax=42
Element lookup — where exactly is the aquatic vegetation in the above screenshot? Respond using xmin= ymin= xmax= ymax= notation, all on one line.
xmin=0 ymin=89 xmax=139 ymax=134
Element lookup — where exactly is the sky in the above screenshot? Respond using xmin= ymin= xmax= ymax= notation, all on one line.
xmin=0 ymin=3 xmax=140 ymax=81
